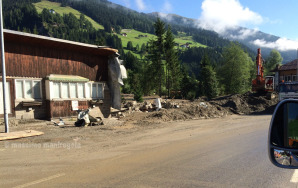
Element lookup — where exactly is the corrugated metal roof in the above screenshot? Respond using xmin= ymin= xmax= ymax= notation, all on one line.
xmin=279 ymin=59 xmax=298 ymax=71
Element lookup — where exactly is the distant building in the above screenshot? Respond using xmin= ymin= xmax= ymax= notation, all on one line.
xmin=180 ymin=44 xmax=190 ymax=48
xmin=277 ymin=59 xmax=298 ymax=82
xmin=49 ymin=9 xmax=56 ymax=14
xmin=121 ymin=33 xmax=127 ymax=37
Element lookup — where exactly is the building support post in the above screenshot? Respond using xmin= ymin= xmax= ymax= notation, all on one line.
xmin=0 ymin=0 xmax=9 ymax=133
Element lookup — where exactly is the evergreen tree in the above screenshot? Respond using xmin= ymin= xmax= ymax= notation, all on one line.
xmin=199 ymin=54 xmax=219 ymax=99
xmin=127 ymin=41 xmax=133 ymax=50
xmin=123 ymin=51 xmax=140 ymax=71
xmin=180 ymin=66 xmax=198 ymax=100
xmin=164 ymin=26 xmax=181 ymax=98
xmin=146 ymin=18 xmax=166 ymax=96
xmin=219 ymin=43 xmax=253 ymax=94
xmin=122 ymin=70 xmax=143 ymax=102
xmin=135 ymin=44 xmax=140 ymax=52
xmin=140 ymin=43 xmax=146 ymax=53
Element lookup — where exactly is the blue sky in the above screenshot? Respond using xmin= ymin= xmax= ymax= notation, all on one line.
xmin=108 ymin=0 xmax=298 ymax=51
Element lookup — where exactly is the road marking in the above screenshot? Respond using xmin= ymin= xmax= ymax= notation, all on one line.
xmin=13 ymin=173 xmax=65 ymax=188
xmin=291 ymin=170 xmax=298 ymax=183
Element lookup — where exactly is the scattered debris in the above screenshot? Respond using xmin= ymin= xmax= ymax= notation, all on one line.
xmin=44 ymin=92 xmax=278 ymax=128
xmin=75 ymin=109 xmax=91 ymax=127
xmin=51 ymin=120 xmax=59 ymax=126
xmin=120 ymin=92 xmax=278 ymax=125
xmin=58 ymin=118 xmax=65 ymax=126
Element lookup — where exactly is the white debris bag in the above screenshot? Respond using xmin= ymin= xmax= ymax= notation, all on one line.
xmin=120 ymin=65 xmax=127 ymax=79
xmin=154 ymin=98 xmax=162 ymax=110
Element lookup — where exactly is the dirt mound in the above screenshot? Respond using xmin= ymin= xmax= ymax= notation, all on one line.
xmin=181 ymin=101 xmax=230 ymax=118
xmin=147 ymin=109 xmax=192 ymax=121
xmin=121 ymin=92 xmax=278 ymax=125
xmin=210 ymin=92 xmax=278 ymax=115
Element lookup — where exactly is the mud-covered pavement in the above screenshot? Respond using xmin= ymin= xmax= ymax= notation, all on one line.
xmin=2 ymin=115 xmax=294 ymax=188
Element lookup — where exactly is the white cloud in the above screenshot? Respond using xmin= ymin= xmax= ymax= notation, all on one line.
xmin=229 ymin=28 xmax=259 ymax=40
xmin=158 ymin=12 xmax=171 ymax=19
xmin=135 ymin=0 xmax=146 ymax=11
xmin=156 ymin=1 xmax=174 ymax=21
xmin=253 ymin=38 xmax=298 ymax=51
xmin=162 ymin=1 xmax=173 ymax=13
xmin=198 ymin=0 xmax=263 ymax=34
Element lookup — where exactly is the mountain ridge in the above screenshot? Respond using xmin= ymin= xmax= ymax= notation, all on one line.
xmin=151 ymin=12 xmax=296 ymax=63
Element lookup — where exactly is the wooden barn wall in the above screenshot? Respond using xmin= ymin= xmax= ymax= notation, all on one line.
xmin=279 ymin=70 xmax=297 ymax=76
xmin=4 ymin=42 xmax=108 ymax=81
xmin=47 ymin=100 xmax=89 ymax=119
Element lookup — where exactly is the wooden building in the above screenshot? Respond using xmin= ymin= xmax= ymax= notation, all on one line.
xmin=278 ymin=59 xmax=298 ymax=82
xmin=0 ymin=29 xmax=121 ymax=120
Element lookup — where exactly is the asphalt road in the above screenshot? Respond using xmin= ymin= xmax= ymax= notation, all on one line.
xmin=1 ymin=115 xmax=298 ymax=187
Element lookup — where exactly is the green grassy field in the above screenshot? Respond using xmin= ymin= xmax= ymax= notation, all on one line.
xmin=119 ymin=29 xmax=155 ymax=48
xmin=119 ymin=29 xmax=207 ymax=50
xmin=123 ymin=49 xmax=143 ymax=59
xmin=33 ymin=0 xmax=104 ymax=30
xmin=175 ymin=32 xmax=207 ymax=48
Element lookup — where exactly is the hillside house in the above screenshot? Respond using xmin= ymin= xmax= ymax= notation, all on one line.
xmin=180 ymin=44 xmax=190 ymax=48
xmin=0 ymin=29 xmax=124 ymax=120
xmin=49 ymin=9 xmax=56 ymax=14
xmin=278 ymin=59 xmax=298 ymax=82
xmin=121 ymin=33 xmax=127 ymax=37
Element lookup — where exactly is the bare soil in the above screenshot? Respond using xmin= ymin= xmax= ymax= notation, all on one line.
xmin=120 ymin=92 xmax=278 ymax=126
xmin=0 ymin=92 xmax=278 ymax=145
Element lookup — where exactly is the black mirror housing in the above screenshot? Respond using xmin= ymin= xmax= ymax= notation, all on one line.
xmin=268 ymin=99 xmax=298 ymax=168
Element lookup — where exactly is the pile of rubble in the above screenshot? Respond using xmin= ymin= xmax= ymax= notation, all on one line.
xmin=209 ymin=92 xmax=278 ymax=115
xmin=123 ymin=100 xmax=180 ymax=112
xmin=120 ymin=92 xmax=278 ymax=125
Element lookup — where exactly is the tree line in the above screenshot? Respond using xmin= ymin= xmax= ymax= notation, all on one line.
xmin=122 ymin=18 xmax=283 ymax=101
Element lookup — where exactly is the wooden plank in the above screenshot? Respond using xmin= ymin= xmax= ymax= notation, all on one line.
xmin=0 ymin=130 xmax=44 ymax=141
xmin=22 ymin=101 xmax=43 ymax=107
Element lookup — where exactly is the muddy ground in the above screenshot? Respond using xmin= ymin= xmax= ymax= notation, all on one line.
xmin=0 ymin=92 xmax=278 ymax=131
xmin=1 ymin=114 xmax=272 ymax=188
xmin=120 ymin=92 xmax=278 ymax=126
xmin=0 ymin=92 xmax=278 ymax=145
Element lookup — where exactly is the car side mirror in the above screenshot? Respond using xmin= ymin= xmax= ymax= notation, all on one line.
xmin=268 ymin=99 xmax=298 ymax=168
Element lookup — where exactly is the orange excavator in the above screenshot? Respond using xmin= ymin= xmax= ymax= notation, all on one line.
xmin=252 ymin=48 xmax=275 ymax=94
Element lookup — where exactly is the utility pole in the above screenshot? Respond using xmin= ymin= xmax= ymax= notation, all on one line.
xmin=297 ymin=48 xmax=298 ymax=81
xmin=0 ymin=0 xmax=9 ymax=133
